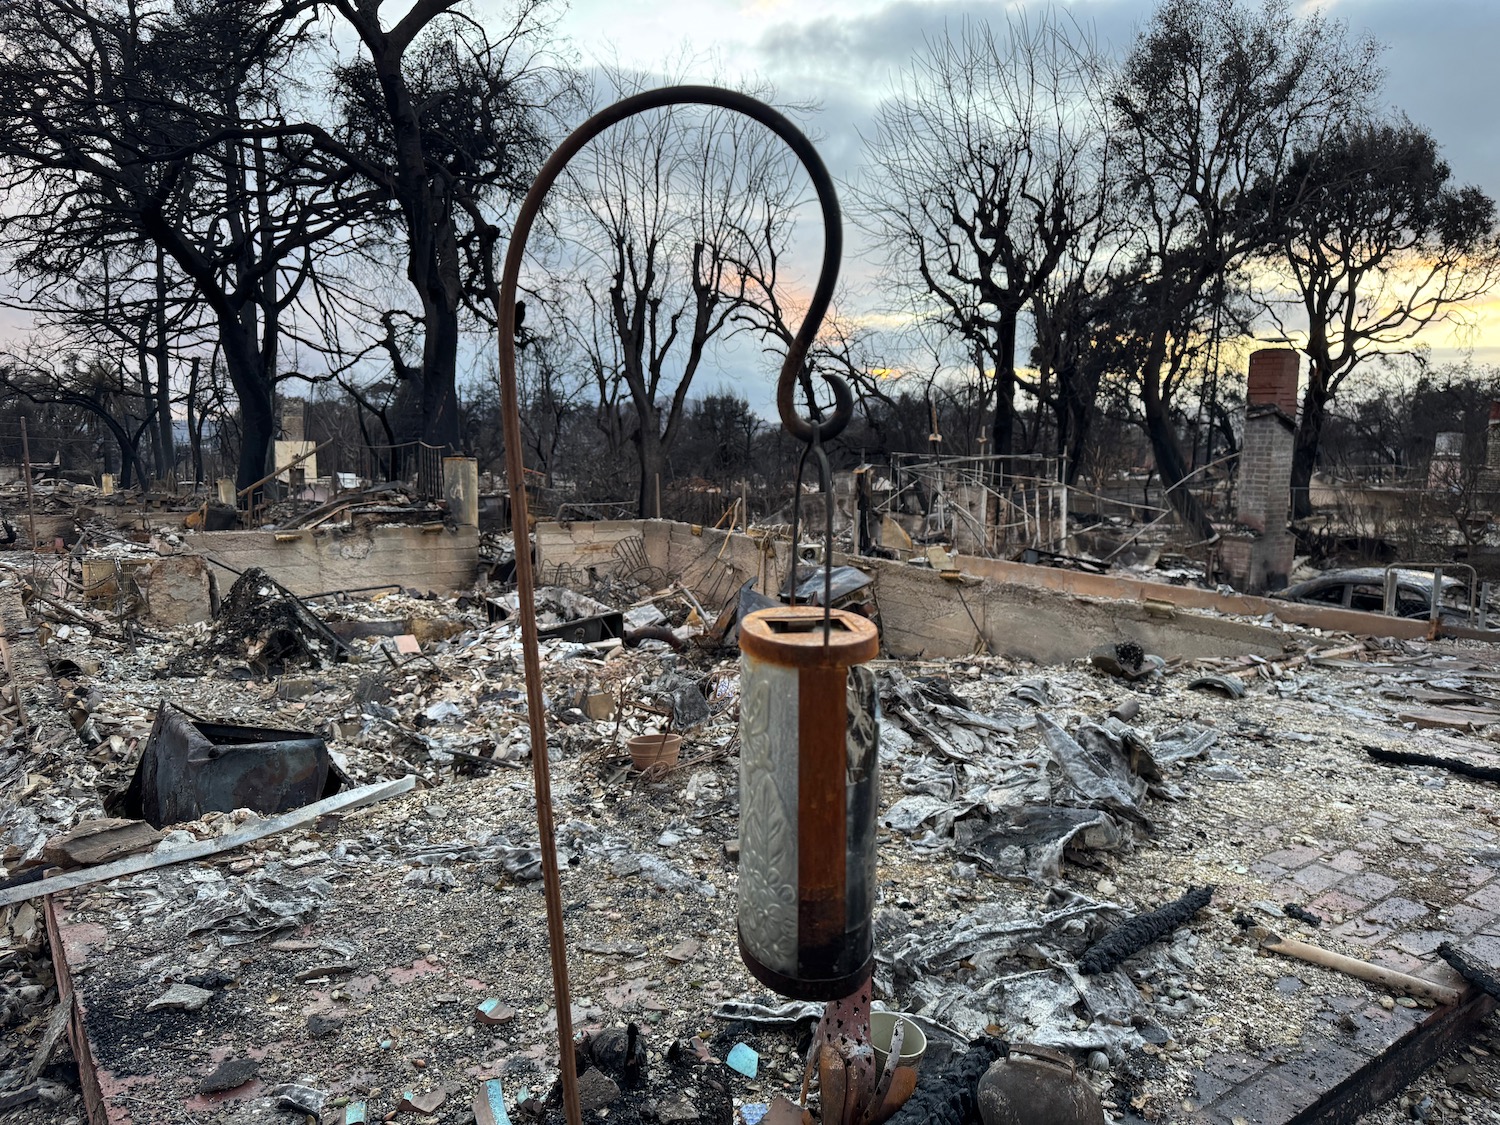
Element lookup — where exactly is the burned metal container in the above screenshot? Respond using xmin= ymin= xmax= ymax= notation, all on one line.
xmin=125 ymin=703 xmax=344 ymax=828
xmin=977 ymin=1044 xmax=1105 ymax=1125
xmin=737 ymin=605 xmax=880 ymax=1000
xmin=537 ymin=610 xmax=624 ymax=645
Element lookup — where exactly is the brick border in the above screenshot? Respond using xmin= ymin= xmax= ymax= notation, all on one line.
xmin=1293 ymin=992 xmax=1496 ymax=1124
xmin=43 ymin=894 xmax=111 ymax=1125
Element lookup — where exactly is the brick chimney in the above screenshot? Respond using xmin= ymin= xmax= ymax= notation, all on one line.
xmin=1246 ymin=349 xmax=1301 ymax=417
xmin=1220 ymin=349 xmax=1299 ymax=594
xmin=1487 ymin=400 xmax=1500 ymax=470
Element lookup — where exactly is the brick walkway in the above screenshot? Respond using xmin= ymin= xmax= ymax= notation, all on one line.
xmin=1148 ymin=709 xmax=1500 ymax=1123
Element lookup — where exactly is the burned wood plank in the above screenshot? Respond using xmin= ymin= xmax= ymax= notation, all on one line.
xmin=1289 ymin=994 xmax=1497 ymax=1125
xmin=1366 ymin=745 xmax=1500 ymax=785
xmin=42 ymin=819 xmax=162 ymax=869
xmin=24 ymin=998 xmax=72 ymax=1081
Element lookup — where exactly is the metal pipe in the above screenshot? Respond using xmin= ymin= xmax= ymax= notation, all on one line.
xmin=19 ymin=418 xmax=37 ymax=564
xmin=496 ymin=85 xmax=853 ymax=1125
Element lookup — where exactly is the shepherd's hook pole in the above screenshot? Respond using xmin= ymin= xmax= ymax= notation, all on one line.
xmin=495 ymin=85 xmax=852 ymax=1125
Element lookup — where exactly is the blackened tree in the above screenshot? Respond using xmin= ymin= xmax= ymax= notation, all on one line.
xmin=326 ymin=0 xmax=578 ymax=453
xmin=1111 ymin=0 xmax=1382 ymax=538
xmin=855 ymin=11 xmax=1112 ymax=470
xmin=1262 ymin=118 xmax=1500 ymax=519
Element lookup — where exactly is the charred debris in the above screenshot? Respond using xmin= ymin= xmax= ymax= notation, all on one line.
xmin=1 ymin=506 xmax=1500 ymax=1124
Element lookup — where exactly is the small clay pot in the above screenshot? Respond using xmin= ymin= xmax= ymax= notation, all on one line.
xmin=627 ymin=732 xmax=681 ymax=772
xmin=977 ymin=1044 xmax=1104 ymax=1125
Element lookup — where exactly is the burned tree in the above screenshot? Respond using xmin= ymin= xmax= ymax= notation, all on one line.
xmin=326 ymin=0 xmax=576 ymax=454
xmin=0 ymin=0 xmax=358 ymax=494
xmin=1111 ymin=0 xmax=1382 ymax=539
xmin=1262 ymin=118 xmax=1500 ymax=520
xmin=855 ymin=11 xmax=1113 ymax=468
xmin=550 ymin=74 xmax=809 ymax=516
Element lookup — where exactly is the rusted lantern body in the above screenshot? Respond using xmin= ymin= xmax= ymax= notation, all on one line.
xmin=738 ymin=606 xmax=881 ymax=1000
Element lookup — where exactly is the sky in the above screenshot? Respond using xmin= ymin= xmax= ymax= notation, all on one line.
xmin=548 ymin=0 xmax=1500 ymax=404
xmin=8 ymin=0 xmax=1498 ymax=417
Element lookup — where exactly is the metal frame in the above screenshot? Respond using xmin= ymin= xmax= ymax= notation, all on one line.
xmin=1382 ymin=562 xmax=1480 ymax=625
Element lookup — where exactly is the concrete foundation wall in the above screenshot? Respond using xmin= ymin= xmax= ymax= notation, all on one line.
xmin=190 ymin=524 xmax=479 ymax=597
xmin=951 ymin=553 xmax=1448 ymax=640
xmin=136 ymin=556 xmax=215 ymax=626
xmin=536 ymin=519 xmax=1298 ymax=664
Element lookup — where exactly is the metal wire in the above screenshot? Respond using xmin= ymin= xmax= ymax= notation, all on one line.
xmin=788 ymin=436 xmax=836 ymax=646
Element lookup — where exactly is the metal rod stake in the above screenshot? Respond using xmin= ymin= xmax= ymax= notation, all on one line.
xmin=494 ymin=89 xmax=856 ymax=1123
xmin=494 ymin=353 xmax=581 ymax=1120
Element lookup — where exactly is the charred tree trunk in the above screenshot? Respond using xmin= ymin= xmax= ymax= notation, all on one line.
xmin=635 ymin=420 xmax=665 ymax=518
xmin=152 ymin=247 xmax=176 ymax=482
xmin=1142 ymin=341 xmax=1216 ymax=542
xmin=419 ymin=286 xmax=462 ymax=453
xmin=1290 ymin=377 xmax=1332 ymax=523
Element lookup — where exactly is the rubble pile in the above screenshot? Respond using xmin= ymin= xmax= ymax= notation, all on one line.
xmin=178 ymin=567 xmax=348 ymax=675
xmin=6 ymin=544 xmax=1500 ymax=1122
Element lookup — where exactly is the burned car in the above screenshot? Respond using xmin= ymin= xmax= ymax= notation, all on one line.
xmin=1274 ymin=566 xmax=1485 ymax=625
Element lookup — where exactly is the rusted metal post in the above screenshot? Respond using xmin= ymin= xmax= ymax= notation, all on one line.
xmin=494 ymin=360 xmax=582 ymax=1119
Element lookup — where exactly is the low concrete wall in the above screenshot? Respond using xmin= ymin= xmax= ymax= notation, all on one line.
xmin=190 ymin=524 xmax=479 ymax=597
xmin=953 ymin=554 xmax=1445 ymax=641
xmin=870 ymin=564 xmax=1289 ymax=663
xmin=536 ymin=519 xmax=1295 ymax=664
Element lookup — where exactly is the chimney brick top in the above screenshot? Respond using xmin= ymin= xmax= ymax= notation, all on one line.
xmin=1247 ymin=349 xmax=1300 ymax=417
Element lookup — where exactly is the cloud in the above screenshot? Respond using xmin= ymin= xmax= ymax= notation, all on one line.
xmin=752 ymin=1 xmax=1146 ymax=92
xmin=1333 ymin=0 xmax=1500 ymax=195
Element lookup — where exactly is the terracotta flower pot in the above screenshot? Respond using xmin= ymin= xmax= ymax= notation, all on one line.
xmin=627 ymin=732 xmax=681 ymax=772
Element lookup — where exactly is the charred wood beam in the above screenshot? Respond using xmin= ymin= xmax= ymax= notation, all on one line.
xmin=1079 ymin=885 xmax=1213 ymax=975
xmin=1365 ymin=745 xmax=1500 ymax=785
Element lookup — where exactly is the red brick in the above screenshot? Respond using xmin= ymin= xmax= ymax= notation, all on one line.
xmin=1327 ymin=849 xmax=1367 ymax=874
xmin=1366 ymin=897 xmax=1431 ymax=925
xmin=1267 ymin=880 xmax=1310 ymax=905
xmin=1262 ymin=845 xmax=1323 ymax=869
xmin=1390 ymin=930 xmax=1455 ymax=956
xmin=1307 ymin=890 xmax=1369 ymax=918
xmin=1341 ymin=873 xmax=1400 ymax=901
xmin=1465 ymin=882 xmax=1500 ymax=913
xmin=1291 ymin=863 xmax=1346 ymax=893
xmin=1458 ymin=865 xmax=1494 ymax=889
xmin=1332 ymin=920 xmax=1392 ymax=947
xmin=1441 ymin=904 xmax=1492 ymax=936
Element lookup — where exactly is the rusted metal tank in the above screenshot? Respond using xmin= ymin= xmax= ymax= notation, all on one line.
xmin=125 ymin=703 xmax=343 ymax=828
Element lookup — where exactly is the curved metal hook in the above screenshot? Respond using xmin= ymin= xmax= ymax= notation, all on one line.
xmin=498 ymin=84 xmax=852 ymax=446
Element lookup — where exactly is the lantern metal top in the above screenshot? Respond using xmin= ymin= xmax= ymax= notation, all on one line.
xmin=740 ymin=606 xmax=878 ymax=668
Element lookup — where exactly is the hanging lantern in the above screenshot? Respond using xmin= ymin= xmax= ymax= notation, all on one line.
xmin=737 ymin=605 xmax=881 ymax=1000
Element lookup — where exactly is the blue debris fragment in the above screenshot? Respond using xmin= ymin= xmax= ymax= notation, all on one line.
xmin=726 ymin=1042 xmax=760 ymax=1078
